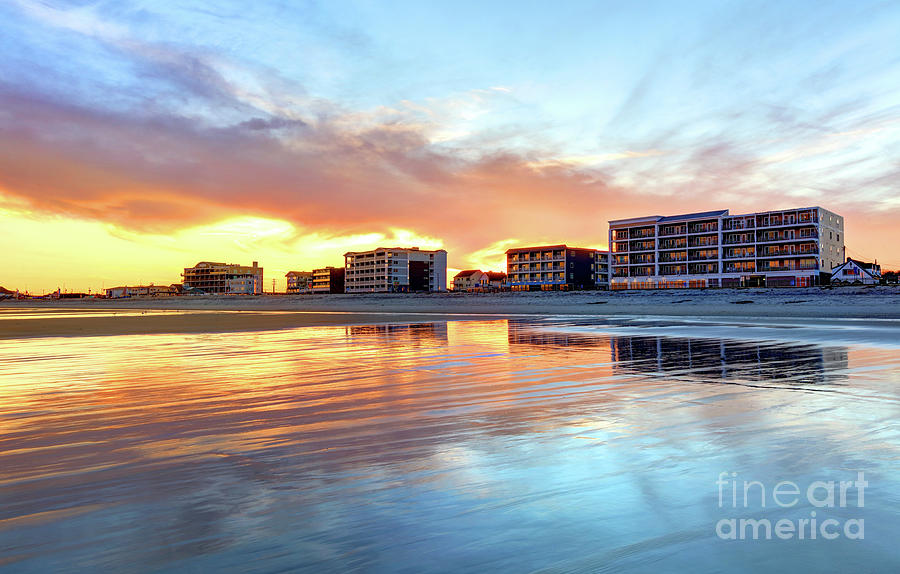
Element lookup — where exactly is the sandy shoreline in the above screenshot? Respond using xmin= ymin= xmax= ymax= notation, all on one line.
xmin=2 ymin=287 xmax=898 ymax=339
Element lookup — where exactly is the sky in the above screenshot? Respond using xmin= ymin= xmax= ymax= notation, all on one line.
xmin=2 ymin=0 xmax=899 ymax=293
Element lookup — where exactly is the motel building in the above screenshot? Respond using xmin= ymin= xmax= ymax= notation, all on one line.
xmin=608 ymin=207 xmax=845 ymax=290
xmin=830 ymin=258 xmax=882 ymax=285
xmin=506 ymin=245 xmax=609 ymax=291
xmin=182 ymin=261 xmax=264 ymax=294
xmin=344 ymin=247 xmax=448 ymax=293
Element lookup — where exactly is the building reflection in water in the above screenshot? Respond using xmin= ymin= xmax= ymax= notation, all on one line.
xmin=508 ymin=320 xmax=848 ymax=386
xmin=344 ymin=322 xmax=449 ymax=345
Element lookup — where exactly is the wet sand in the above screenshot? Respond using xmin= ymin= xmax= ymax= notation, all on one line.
xmin=2 ymin=286 xmax=898 ymax=339
xmin=0 ymin=309 xmax=510 ymax=339
xmin=2 ymin=318 xmax=898 ymax=571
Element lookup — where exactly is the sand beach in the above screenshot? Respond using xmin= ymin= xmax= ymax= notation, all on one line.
xmin=2 ymin=286 xmax=898 ymax=339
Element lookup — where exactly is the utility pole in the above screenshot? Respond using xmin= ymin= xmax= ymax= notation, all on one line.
xmin=272 ymin=278 xmax=276 ymax=294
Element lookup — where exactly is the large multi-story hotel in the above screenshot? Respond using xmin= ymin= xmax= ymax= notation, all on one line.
xmin=182 ymin=261 xmax=263 ymax=294
xmin=344 ymin=247 xmax=447 ymax=293
xmin=311 ymin=267 xmax=345 ymax=293
xmin=608 ymin=207 xmax=844 ymax=289
xmin=506 ymin=245 xmax=607 ymax=290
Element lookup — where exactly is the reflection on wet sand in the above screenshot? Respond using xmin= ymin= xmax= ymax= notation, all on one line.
xmin=508 ymin=320 xmax=849 ymax=386
xmin=344 ymin=322 xmax=449 ymax=344
xmin=0 ymin=319 xmax=897 ymax=572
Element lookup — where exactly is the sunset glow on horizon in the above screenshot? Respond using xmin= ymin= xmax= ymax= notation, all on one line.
xmin=3 ymin=0 xmax=900 ymax=292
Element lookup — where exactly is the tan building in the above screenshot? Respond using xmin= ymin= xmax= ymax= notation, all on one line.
xmin=182 ymin=261 xmax=263 ymax=294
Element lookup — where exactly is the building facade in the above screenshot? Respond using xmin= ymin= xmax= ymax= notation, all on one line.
xmin=453 ymin=270 xmax=486 ymax=291
xmin=452 ymin=270 xmax=507 ymax=291
xmin=311 ymin=267 xmax=345 ymax=293
xmin=484 ymin=271 xmax=507 ymax=290
xmin=182 ymin=261 xmax=263 ymax=294
xmin=608 ymin=207 xmax=844 ymax=289
xmin=344 ymin=248 xmax=448 ymax=293
xmin=506 ymin=245 xmax=606 ymax=290
xmin=285 ymin=271 xmax=313 ymax=294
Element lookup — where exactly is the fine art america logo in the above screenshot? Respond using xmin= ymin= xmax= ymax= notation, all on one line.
xmin=715 ymin=471 xmax=866 ymax=540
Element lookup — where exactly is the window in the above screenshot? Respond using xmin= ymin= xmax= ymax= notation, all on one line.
xmin=569 ymin=262 xmax=574 ymax=268
xmin=569 ymin=273 xmax=574 ymax=279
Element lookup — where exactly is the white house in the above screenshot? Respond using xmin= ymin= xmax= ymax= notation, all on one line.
xmin=830 ymin=258 xmax=881 ymax=285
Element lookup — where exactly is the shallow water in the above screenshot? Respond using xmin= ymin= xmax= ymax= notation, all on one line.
xmin=1 ymin=318 xmax=898 ymax=572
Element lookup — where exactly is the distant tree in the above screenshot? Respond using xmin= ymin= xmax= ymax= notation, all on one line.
xmin=881 ymin=270 xmax=898 ymax=284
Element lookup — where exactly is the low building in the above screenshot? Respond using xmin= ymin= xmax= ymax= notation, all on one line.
xmin=484 ymin=271 xmax=507 ymax=290
xmin=312 ymin=267 xmax=345 ymax=293
xmin=182 ymin=261 xmax=263 ymax=294
xmin=453 ymin=270 xmax=486 ymax=291
xmin=344 ymin=247 xmax=448 ymax=293
xmin=453 ymin=270 xmax=507 ymax=291
xmin=608 ymin=206 xmax=844 ymax=289
xmin=506 ymin=245 xmax=604 ymax=290
xmin=105 ymin=285 xmax=178 ymax=298
xmin=831 ymin=258 xmax=881 ymax=285
xmin=285 ymin=271 xmax=314 ymax=294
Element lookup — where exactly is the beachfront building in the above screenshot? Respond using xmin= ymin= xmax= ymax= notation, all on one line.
xmin=311 ymin=267 xmax=346 ymax=293
xmin=453 ymin=270 xmax=486 ymax=291
xmin=344 ymin=247 xmax=448 ymax=293
xmin=452 ymin=270 xmax=507 ymax=291
xmin=608 ymin=207 xmax=844 ymax=290
xmin=506 ymin=245 xmax=606 ymax=290
xmin=285 ymin=271 xmax=314 ymax=294
xmin=830 ymin=258 xmax=882 ymax=285
xmin=484 ymin=271 xmax=507 ymax=290
xmin=182 ymin=261 xmax=263 ymax=294
xmin=104 ymin=284 xmax=179 ymax=298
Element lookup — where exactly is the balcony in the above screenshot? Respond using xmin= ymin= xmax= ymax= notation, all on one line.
xmin=629 ymin=267 xmax=655 ymax=277
xmin=629 ymin=241 xmax=656 ymax=252
xmin=724 ymin=249 xmax=755 ymax=259
xmin=758 ymin=261 xmax=819 ymax=272
xmin=629 ymin=255 xmax=656 ymax=265
xmin=722 ymin=219 xmax=755 ymax=231
xmin=658 ymin=225 xmax=687 ymax=237
xmin=756 ymin=210 xmax=818 ymax=228
xmin=757 ymin=229 xmax=818 ymax=243
xmin=658 ymin=239 xmax=687 ymax=250
xmin=688 ymin=237 xmax=718 ymax=248
xmin=757 ymin=246 xmax=819 ymax=258
xmin=629 ymin=228 xmax=656 ymax=239
xmin=688 ymin=222 xmax=718 ymax=234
